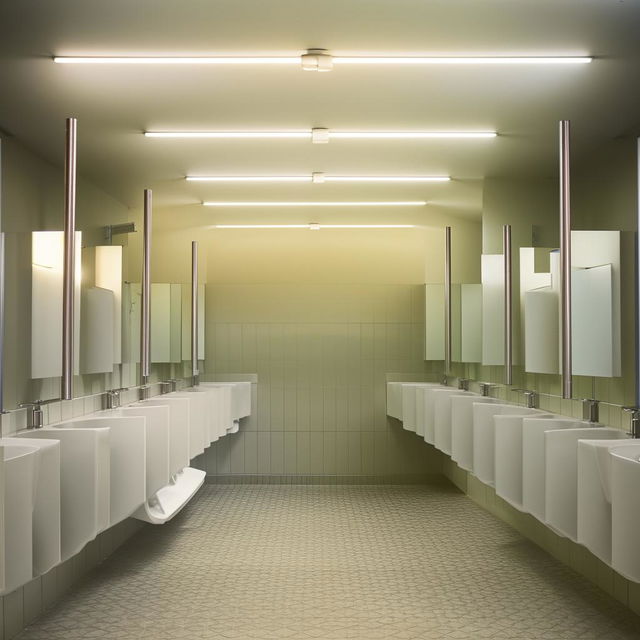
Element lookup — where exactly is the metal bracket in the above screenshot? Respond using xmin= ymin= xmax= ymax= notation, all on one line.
xmin=103 ymin=222 xmax=136 ymax=245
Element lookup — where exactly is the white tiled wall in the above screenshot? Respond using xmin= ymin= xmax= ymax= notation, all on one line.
xmin=201 ymin=283 xmax=443 ymax=479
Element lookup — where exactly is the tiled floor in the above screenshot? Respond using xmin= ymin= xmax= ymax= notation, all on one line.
xmin=17 ymin=482 xmax=640 ymax=639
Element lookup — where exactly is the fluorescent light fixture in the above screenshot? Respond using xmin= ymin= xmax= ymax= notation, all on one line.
xmin=53 ymin=56 xmax=300 ymax=65
xmin=203 ymin=201 xmax=427 ymax=207
xmin=146 ymin=130 xmax=496 ymax=140
xmin=187 ymin=175 xmax=450 ymax=183
xmin=215 ymin=224 xmax=416 ymax=229
xmin=332 ymin=56 xmax=592 ymax=65
xmin=54 ymin=55 xmax=591 ymax=65
xmin=329 ymin=131 xmax=496 ymax=139
xmin=145 ymin=131 xmax=311 ymax=139
xmin=188 ymin=176 xmax=312 ymax=182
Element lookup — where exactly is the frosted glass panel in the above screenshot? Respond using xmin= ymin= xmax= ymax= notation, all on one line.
xmin=572 ymin=264 xmax=614 ymax=377
xmin=181 ymin=284 xmax=205 ymax=361
xmin=31 ymin=231 xmax=81 ymax=379
xmin=425 ymin=284 xmax=462 ymax=362
xmin=481 ymin=254 xmax=504 ymax=366
xmin=425 ymin=284 xmax=444 ymax=360
xmin=151 ymin=283 xmax=183 ymax=364
xmin=122 ymin=282 xmax=141 ymax=365
xmin=94 ymin=246 xmax=123 ymax=365
xmin=460 ymin=284 xmax=482 ymax=363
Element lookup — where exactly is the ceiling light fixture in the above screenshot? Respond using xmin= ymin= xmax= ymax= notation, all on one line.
xmin=146 ymin=129 xmax=497 ymax=140
xmin=203 ymin=201 xmax=427 ymax=207
xmin=215 ymin=224 xmax=416 ymax=229
xmin=187 ymin=175 xmax=450 ymax=183
xmin=54 ymin=53 xmax=592 ymax=66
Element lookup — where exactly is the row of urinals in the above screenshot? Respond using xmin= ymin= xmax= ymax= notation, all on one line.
xmin=387 ymin=381 xmax=640 ymax=583
xmin=0 ymin=381 xmax=252 ymax=596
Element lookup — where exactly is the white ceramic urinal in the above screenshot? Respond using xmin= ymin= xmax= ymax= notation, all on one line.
xmin=386 ymin=382 xmax=405 ymax=420
xmin=1 ymin=437 xmax=61 ymax=577
xmin=521 ymin=417 xmax=584 ymax=522
xmin=610 ymin=443 xmax=640 ymax=582
xmin=577 ymin=437 xmax=634 ymax=565
xmin=544 ymin=426 xmax=621 ymax=541
xmin=0 ymin=443 xmax=38 ymax=595
xmin=168 ymin=390 xmax=210 ymax=452
xmin=18 ymin=423 xmax=110 ymax=561
xmin=472 ymin=404 xmax=544 ymax=486
xmin=137 ymin=396 xmax=190 ymax=472
xmin=423 ymin=387 xmax=459 ymax=445
xmin=450 ymin=396 xmax=498 ymax=471
xmin=494 ymin=412 xmax=554 ymax=511
xmin=99 ymin=404 xmax=171 ymax=498
xmin=434 ymin=390 xmax=476 ymax=455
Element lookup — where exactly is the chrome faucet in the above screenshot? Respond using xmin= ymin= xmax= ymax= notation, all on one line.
xmin=457 ymin=378 xmax=470 ymax=391
xmin=160 ymin=378 xmax=181 ymax=394
xmin=622 ymin=407 xmax=640 ymax=438
xmin=478 ymin=382 xmax=495 ymax=397
xmin=582 ymin=398 xmax=600 ymax=423
xmin=103 ymin=389 xmax=121 ymax=410
xmin=512 ymin=388 xmax=538 ymax=408
xmin=19 ymin=402 xmax=43 ymax=429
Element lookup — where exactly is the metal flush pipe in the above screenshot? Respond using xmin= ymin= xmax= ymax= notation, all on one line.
xmin=444 ymin=226 xmax=452 ymax=375
xmin=139 ymin=189 xmax=152 ymax=399
xmin=191 ymin=241 xmax=200 ymax=386
xmin=62 ymin=117 xmax=77 ymax=401
xmin=560 ymin=120 xmax=573 ymax=400
xmin=503 ymin=224 xmax=512 ymax=386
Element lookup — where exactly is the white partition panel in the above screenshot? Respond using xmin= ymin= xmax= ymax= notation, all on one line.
xmin=94 ymin=246 xmax=123 ymax=364
xmin=524 ymin=288 xmax=559 ymax=374
xmin=481 ymin=254 xmax=505 ymax=366
xmin=571 ymin=231 xmax=621 ymax=377
xmin=460 ymin=284 xmax=482 ymax=363
xmin=80 ymin=287 xmax=115 ymax=374
xmin=572 ymin=264 xmax=615 ymax=377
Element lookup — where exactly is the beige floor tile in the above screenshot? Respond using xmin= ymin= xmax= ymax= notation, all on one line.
xmin=15 ymin=483 xmax=640 ymax=639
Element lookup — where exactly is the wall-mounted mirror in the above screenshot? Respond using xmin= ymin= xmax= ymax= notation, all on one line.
xmin=521 ymin=231 xmax=622 ymax=378
xmin=0 ymin=132 xmax=138 ymax=411
xmin=424 ymin=225 xmax=483 ymax=372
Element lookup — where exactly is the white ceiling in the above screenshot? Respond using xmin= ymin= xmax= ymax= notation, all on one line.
xmin=0 ymin=0 xmax=639 ymax=224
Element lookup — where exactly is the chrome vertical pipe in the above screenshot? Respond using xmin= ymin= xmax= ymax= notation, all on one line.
xmin=444 ymin=226 xmax=452 ymax=374
xmin=0 ymin=138 xmax=4 ymax=414
xmin=140 ymin=189 xmax=152 ymax=385
xmin=503 ymin=224 xmax=513 ymax=385
xmin=0 ymin=232 xmax=5 ymax=414
xmin=636 ymin=137 xmax=640 ymax=408
xmin=62 ymin=117 xmax=77 ymax=401
xmin=560 ymin=120 xmax=572 ymax=399
xmin=191 ymin=240 xmax=199 ymax=385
